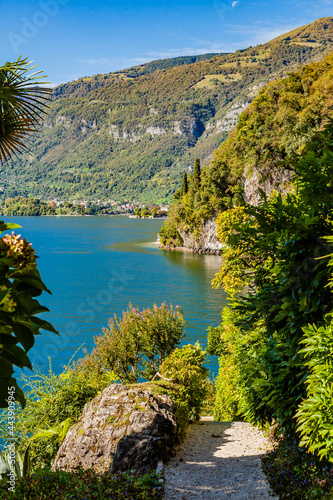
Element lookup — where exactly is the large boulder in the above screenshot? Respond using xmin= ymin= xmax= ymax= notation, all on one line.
xmin=52 ymin=383 xmax=177 ymax=475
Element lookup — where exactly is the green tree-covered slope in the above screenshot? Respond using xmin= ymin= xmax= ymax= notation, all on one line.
xmin=160 ymin=46 xmax=333 ymax=246
xmin=2 ymin=17 xmax=333 ymax=203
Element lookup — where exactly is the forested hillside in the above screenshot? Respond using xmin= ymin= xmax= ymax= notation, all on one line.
xmin=2 ymin=17 xmax=333 ymax=203
xmin=160 ymin=37 xmax=333 ymax=246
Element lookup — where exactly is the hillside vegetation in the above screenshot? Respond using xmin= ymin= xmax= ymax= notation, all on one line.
xmin=209 ymin=119 xmax=333 ymax=499
xmin=161 ymin=38 xmax=333 ymax=246
xmin=2 ymin=17 xmax=333 ymax=203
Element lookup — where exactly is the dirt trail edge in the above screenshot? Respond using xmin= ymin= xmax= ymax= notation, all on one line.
xmin=164 ymin=419 xmax=277 ymax=499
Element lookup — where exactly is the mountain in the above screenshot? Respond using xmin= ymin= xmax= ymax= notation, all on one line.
xmin=2 ymin=17 xmax=333 ymax=203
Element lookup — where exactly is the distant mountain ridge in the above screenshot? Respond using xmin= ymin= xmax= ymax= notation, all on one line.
xmin=118 ymin=53 xmax=229 ymax=77
xmin=2 ymin=17 xmax=333 ymax=203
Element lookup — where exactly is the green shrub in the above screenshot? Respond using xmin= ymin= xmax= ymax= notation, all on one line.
xmin=0 ymin=224 xmax=57 ymax=408
xmin=159 ymin=216 xmax=183 ymax=247
xmin=0 ymin=362 xmax=115 ymax=470
xmin=86 ymin=302 xmax=187 ymax=382
xmin=210 ymin=307 xmax=265 ymax=422
xmin=0 ymin=468 xmax=163 ymax=499
xmin=159 ymin=343 xmax=210 ymax=437
xmin=262 ymin=438 xmax=333 ymax=499
xmin=296 ymin=322 xmax=333 ymax=461
xmin=214 ymin=355 xmax=240 ymax=422
xmin=212 ymin=121 xmax=333 ymax=437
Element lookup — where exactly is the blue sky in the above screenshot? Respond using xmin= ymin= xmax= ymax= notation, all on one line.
xmin=0 ymin=0 xmax=332 ymax=86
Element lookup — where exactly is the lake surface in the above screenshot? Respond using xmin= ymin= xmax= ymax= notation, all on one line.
xmin=3 ymin=216 xmax=227 ymax=377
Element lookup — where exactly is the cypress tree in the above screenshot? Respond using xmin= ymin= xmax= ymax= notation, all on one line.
xmin=180 ymin=172 xmax=188 ymax=196
xmin=189 ymin=158 xmax=201 ymax=204
xmin=193 ymin=158 xmax=201 ymax=188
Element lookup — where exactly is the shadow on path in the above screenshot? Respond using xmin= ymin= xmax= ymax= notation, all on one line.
xmin=164 ymin=421 xmax=276 ymax=500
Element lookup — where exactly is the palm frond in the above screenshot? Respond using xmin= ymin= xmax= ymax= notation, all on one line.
xmin=0 ymin=56 xmax=52 ymax=163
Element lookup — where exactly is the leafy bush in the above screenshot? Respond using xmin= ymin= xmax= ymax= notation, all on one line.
xmin=296 ymin=322 xmax=333 ymax=461
xmin=209 ymin=307 xmax=265 ymax=422
xmin=159 ymin=343 xmax=210 ymax=436
xmin=86 ymin=302 xmax=187 ymax=382
xmin=0 ymin=468 xmax=163 ymax=499
xmin=0 ymin=224 xmax=57 ymax=408
xmin=262 ymin=438 xmax=333 ymax=499
xmin=0 ymin=363 xmax=115 ymax=470
xmin=212 ymin=120 xmax=333 ymax=437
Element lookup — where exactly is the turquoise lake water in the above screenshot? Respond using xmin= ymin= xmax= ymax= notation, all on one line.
xmin=3 ymin=216 xmax=227 ymax=377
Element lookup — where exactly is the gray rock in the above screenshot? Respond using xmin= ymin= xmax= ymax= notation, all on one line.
xmin=178 ymin=218 xmax=222 ymax=254
xmin=52 ymin=383 xmax=177 ymax=475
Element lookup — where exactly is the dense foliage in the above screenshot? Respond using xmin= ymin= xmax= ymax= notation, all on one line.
xmin=0 ymin=224 xmax=57 ymax=408
xmin=0 ymin=468 xmax=163 ymax=499
xmin=0 ymin=197 xmax=149 ymax=216
xmin=159 ymin=343 xmax=210 ymax=434
xmin=263 ymin=439 xmax=333 ymax=499
xmin=207 ymin=307 xmax=251 ymax=421
xmin=211 ymin=120 xmax=333 ymax=450
xmin=84 ymin=303 xmax=187 ymax=382
xmin=2 ymin=18 xmax=333 ymax=203
xmin=296 ymin=320 xmax=333 ymax=462
xmin=0 ymin=362 xmax=114 ymax=470
xmin=0 ymin=57 xmax=50 ymax=163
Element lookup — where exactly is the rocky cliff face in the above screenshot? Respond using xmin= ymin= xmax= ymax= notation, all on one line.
xmin=176 ymin=219 xmax=222 ymax=254
xmin=242 ymin=167 xmax=292 ymax=205
xmin=52 ymin=384 xmax=177 ymax=476
xmin=172 ymin=167 xmax=292 ymax=254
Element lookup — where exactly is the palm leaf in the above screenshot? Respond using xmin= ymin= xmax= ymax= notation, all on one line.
xmin=0 ymin=56 xmax=51 ymax=163
xmin=30 ymin=418 xmax=73 ymax=444
xmin=22 ymin=443 xmax=30 ymax=477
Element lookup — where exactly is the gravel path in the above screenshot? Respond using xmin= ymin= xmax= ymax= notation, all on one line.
xmin=164 ymin=419 xmax=277 ymax=499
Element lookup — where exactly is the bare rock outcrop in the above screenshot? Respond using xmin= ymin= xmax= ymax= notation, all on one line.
xmin=178 ymin=218 xmax=222 ymax=254
xmin=52 ymin=383 xmax=177 ymax=475
xmin=243 ymin=167 xmax=292 ymax=205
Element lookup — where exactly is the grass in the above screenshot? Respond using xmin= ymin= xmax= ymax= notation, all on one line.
xmin=195 ymin=73 xmax=242 ymax=88
xmin=255 ymin=50 xmax=271 ymax=60
xmin=220 ymin=60 xmax=259 ymax=69
xmin=262 ymin=438 xmax=333 ymax=499
xmin=292 ymin=41 xmax=322 ymax=48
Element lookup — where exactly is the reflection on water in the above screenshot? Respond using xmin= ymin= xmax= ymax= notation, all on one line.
xmin=3 ymin=216 xmax=226 ymax=377
xmin=164 ymin=250 xmax=222 ymax=274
